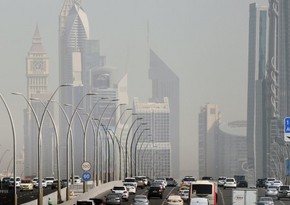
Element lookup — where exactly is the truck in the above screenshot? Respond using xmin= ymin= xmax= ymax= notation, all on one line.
xmin=232 ymin=189 xmax=257 ymax=205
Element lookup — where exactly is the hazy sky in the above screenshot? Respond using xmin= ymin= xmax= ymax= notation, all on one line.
xmin=0 ymin=0 xmax=267 ymax=176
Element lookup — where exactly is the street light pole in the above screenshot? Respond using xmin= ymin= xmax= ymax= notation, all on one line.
xmin=0 ymin=94 xmax=17 ymax=205
xmin=125 ymin=117 xmax=143 ymax=177
xmin=129 ymin=123 xmax=147 ymax=177
xmin=36 ymin=84 xmax=71 ymax=205
xmin=134 ymin=131 xmax=150 ymax=176
xmin=65 ymin=93 xmax=96 ymax=201
xmin=31 ymin=98 xmax=62 ymax=203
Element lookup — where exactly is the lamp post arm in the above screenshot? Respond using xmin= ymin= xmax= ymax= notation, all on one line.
xmin=0 ymin=94 xmax=17 ymax=205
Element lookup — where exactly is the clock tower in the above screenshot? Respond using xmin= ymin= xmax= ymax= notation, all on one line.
xmin=26 ymin=25 xmax=49 ymax=98
xmin=24 ymin=26 xmax=53 ymax=178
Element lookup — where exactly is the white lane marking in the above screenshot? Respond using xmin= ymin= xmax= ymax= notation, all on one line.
xmin=218 ymin=187 xmax=225 ymax=205
xmin=161 ymin=187 xmax=176 ymax=205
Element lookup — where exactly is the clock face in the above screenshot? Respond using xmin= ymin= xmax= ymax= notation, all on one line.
xmin=32 ymin=60 xmax=44 ymax=70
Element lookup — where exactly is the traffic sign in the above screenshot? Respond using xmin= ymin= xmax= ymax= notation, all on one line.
xmin=82 ymin=172 xmax=91 ymax=181
xmin=284 ymin=117 xmax=290 ymax=142
xmin=81 ymin=161 xmax=91 ymax=171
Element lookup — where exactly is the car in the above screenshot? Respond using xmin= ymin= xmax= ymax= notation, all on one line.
xmin=154 ymin=179 xmax=166 ymax=189
xmin=272 ymin=180 xmax=283 ymax=188
xmin=105 ymin=193 xmax=122 ymax=205
xmin=89 ymin=198 xmax=105 ymax=205
xmin=123 ymin=182 xmax=136 ymax=194
xmin=237 ymin=180 xmax=248 ymax=188
xmin=155 ymin=177 xmax=167 ymax=187
xmin=166 ymin=195 xmax=184 ymax=205
xmin=76 ymin=200 xmax=96 ymax=205
xmin=111 ymin=186 xmax=129 ymax=201
xmin=179 ymin=189 xmax=189 ymax=201
xmin=201 ymin=176 xmax=213 ymax=180
xmin=9 ymin=177 xmax=21 ymax=188
xmin=277 ymin=185 xmax=290 ymax=200
xmin=166 ymin=177 xmax=178 ymax=187
xmin=51 ymin=179 xmax=66 ymax=189
xmin=133 ymin=195 xmax=149 ymax=205
xmin=124 ymin=177 xmax=137 ymax=188
xmin=34 ymin=178 xmax=47 ymax=188
xmin=148 ymin=183 xmax=164 ymax=199
xmin=181 ymin=176 xmax=196 ymax=185
xmin=137 ymin=176 xmax=149 ymax=186
xmin=265 ymin=186 xmax=278 ymax=198
xmin=44 ymin=177 xmax=55 ymax=186
xmin=223 ymin=178 xmax=237 ymax=189
xmin=265 ymin=178 xmax=276 ymax=188
xmin=256 ymin=178 xmax=267 ymax=188
xmin=135 ymin=176 xmax=145 ymax=189
xmin=61 ymin=179 xmax=71 ymax=187
xmin=258 ymin=197 xmax=274 ymax=205
xmin=218 ymin=176 xmax=226 ymax=187
xmin=189 ymin=198 xmax=209 ymax=205
xmin=20 ymin=178 xmax=33 ymax=191
xmin=1 ymin=177 xmax=11 ymax=188
xmin=71 ymin=175 xmax=82 ymax=184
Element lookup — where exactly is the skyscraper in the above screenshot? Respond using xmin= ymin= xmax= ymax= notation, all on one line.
xmin=149 ymin=49 xmax=180 ymax=179
xmin=198 ymin=103 xmax=220 ymax=179
xmin=246 ymin=3 xmax=268 ymax=183
xmin=58 ymin=0 xmax=90 ymax=177
xmin=133 ymin=97 xmax=171 ymax=178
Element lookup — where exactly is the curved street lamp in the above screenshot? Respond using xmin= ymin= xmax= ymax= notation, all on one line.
xmin=129 ymin=123 xmax=147 ymax=176
xmin=65 ymin=92 xmax=96 ymax=201
xmin=134 ymin=131 xmax=150 ymax=176
xmin=36 ymin=84 xmax=71 ymax=205
xmin=0 ymin=94 xmax=17 ymax=205
xmin=30 ymin=98 xmax=62 ymax=203
xmin=125 ymin=117 xmax=143 ymax=177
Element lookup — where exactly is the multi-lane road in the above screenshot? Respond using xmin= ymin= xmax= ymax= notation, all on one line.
xmin=3 ymin=183 xmax=290 ymax=204
xmin=95 ymin=185 xmax=290 ymax=205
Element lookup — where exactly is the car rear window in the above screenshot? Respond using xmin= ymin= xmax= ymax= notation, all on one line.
xmin=113 ymin=186 xmax=125 ymax=190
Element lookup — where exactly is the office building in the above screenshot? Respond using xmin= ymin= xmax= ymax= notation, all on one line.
xmin=149 ymin=49 xmax=180 ymax=179
xmin=246 ymin=3 xmax=268 ymax=183
xmin=133 ymin=97 xmax=171 ymax=178
xmin=198 ymin=103 xmax=220 ymax=179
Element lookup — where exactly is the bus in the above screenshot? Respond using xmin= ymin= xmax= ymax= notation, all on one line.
xmin=188 ymin=180 xmax=217 ymax=205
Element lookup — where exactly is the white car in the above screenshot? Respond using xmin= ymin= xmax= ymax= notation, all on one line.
xmin=182 ymin=176 xmax=196 ymax=185
xmin=265 ymin=186 xmax=278 ymax=198
xmin=218 ymin=176 xmax=226 ymax=186
xmin=44 ymin=177 xmax=55 ymax=186
xmin=223 ymin=178 xmax=237 ymax=189
xmin=166 ymin=195 xmax=184 ymax=205
xmin=111 ymin=186 xmax=129 ymax=201
xmin=272 ymin=180 xmax=283 ymax=188
xmin=34 ymin=178 xmax=47 ymax=188
xmin=20 ymin=178 xmax=34 ymax=191
xmin=124 ymin=177 xmax=137 ymax=188
xmin=265 ymin=178 xmax=276 ymax=188
xmin=9 ymin=177 xmax=21 ymax=188
xmin=154 ymin=179 xmax=166 ymax=189
xmin=133 ymin=195 xmax=149 ymax=205
xmin=179 ymin=189 xmax=189 ymax=201
xmin=123 ymin=182 xmax=136 ymax=194
xmin=72 ymin=175 xmax=82 ymax=184
xmin=155 ymin=177 xmax=167 ymax=187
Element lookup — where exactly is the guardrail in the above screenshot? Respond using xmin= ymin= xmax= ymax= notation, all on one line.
xmin=23 ymin=180 xmax=123 ymax=205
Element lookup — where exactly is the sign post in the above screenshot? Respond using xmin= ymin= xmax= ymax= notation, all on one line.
xmin=284 ymin=117 xmax=290 ymax=142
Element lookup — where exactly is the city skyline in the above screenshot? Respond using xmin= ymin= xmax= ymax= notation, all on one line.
xmin=0 ymin=0 xmax=267 ymax=177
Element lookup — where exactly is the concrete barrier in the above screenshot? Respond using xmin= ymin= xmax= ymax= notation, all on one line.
xmin=22 ymin=181 xmax=122 ymax=205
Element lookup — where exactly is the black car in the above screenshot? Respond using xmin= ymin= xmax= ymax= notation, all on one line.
xmin=1 ymin=177 xmax=11 ymax=188
xmin=51 ymin=180 xmax=65 ymax=189
xmin=148 ymin=184 xmax=163 ymax=199
xmin=166 ymin=177 xmax=177 ymax=187
xmin=237 ymin=180 xmax=248 ymax=188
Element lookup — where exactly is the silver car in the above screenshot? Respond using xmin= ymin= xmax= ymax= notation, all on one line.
xmin=133 ymin=195 xmax=149 ymax=205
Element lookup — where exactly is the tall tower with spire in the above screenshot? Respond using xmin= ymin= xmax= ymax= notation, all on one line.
xmin=58 ymin=0 xmax=90 ymax=177
xmin=25 ymin=26 xmax=54 ymax=178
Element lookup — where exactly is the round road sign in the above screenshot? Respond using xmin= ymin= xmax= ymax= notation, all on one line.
xmin=82 ymin=172 xmax=91 ymax=181
xmin=81 ymin=161 xmax=91 ymax=171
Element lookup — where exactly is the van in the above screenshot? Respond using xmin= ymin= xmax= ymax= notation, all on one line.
xmin=190 ymin=198 xmax=209 ymax=205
